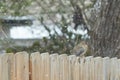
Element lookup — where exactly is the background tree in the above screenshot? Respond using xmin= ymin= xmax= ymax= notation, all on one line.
xmin=78 ymin=0 xmax=120 ymax=58
xmin=0 ymin=0 xmax=32 ymax=16
xmin=91 ymin=0 xmax=120 ymax=58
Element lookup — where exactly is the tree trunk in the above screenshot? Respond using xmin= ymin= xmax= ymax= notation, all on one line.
xmin=89 ymin=0 xmax=120 ymax=58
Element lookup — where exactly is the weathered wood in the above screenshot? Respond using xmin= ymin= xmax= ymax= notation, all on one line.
xmin=31 ymin=52 xmax=41 ymax=80
xmin=50 ymin=54 xmax=59 ymax=80
xmin=94 ymin=57 xmax=103 ymax=80
xmin=8 ymin=53 xmax=15 ymax=80
xmin=1 ymin=54 xmax=9 ymax=80
xmin=15 ymin=52 xmax=29 ymax=80
xmin=0 ymin=54 xmax=2 ymax=80
xmin=84 ymin=56 xmax=93 ymax=80
xmin=68 ymin=55 xmax=77 ymax=80
xmin=41 ymin=52 xmax=50 ymax=80
xmin=0 ymin=53 xmax=120 ymax=80
xmin=59 ymin=54 xmax=69 ymax=80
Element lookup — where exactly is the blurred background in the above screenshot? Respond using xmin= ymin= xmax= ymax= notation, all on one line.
xmin=0 ymin=0 xmax=100 ymax=55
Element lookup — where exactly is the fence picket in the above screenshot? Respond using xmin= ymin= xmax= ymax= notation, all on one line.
xmin=7 ymin=54 xmax=15 ymax=80
xmin=68 ymin=55 xmax=77 ymax=80
xmin=110 ymin=57 xmax=118 ymax=80
xmin=41 ymin=52 xmax=50 ymax=80
xmin=84 ymin=56 xmax=93 ymax=80
xmin=73 ymin=59 xmax=80 ymax=80
xmin=0 ymin=54 xmax=9 ymax=80
xmin=94 ymin=57 xmax=103 ymax=80
xmin=59 ymin=54 xmax=69 ymax=80
xmin=0 ymin=54 xmax=2 ymax=80
xmin=50 ymin=54 xmax=59 ymax=80
xmin=15 ymin=52 xmax=29 ymax=80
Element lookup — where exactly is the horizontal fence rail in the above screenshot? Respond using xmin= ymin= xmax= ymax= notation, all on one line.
xmin=0 ymin=52 xmax=120 ymax=80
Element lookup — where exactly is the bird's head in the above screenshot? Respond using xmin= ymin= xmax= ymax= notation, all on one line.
xmin=80 ymin=41 xmax=88 ymax=49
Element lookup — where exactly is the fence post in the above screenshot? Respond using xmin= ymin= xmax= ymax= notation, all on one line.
xmin=31 ymin=52 xmax=50 ymax=80
xmin=0 ymin=54 xmax=9 ymax=80
xmin=94 ymin=57 xmax=103 ymax=80
xmin=50 ymin=54 xmax=59 ymax=80
xmin=115 ymin=58 xmax=120 ymax=80
xmin=84 ymin=56 xmax=93 ymax=80
xmin=41 ymin=52 xmax=50 ymax=80
xmin=68 ymin=55 xmax=76 ymax=80
xmin=15 ymin=52 xmax=29 ymax=80
xmin=30 ymin=52 xmax=41 ymax=80
xmin=8 ymin=54 xmax=15 ymax=80
xmin=79 ymin=57 xmax=85 ymax=80
xmin=118 ymin=59 xmax=120 ymax=79
xmin=73 ymin=57 xmax=80 ymax=80
xmin=0 ymin=54 xmax=2 ymax=80
xmin=110 ymin=57 xmax=118 ymax=80
xmin=59 ymin=54 xmax=69 ymax=80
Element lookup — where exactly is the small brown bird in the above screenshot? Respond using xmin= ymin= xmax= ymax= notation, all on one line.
xmin=71 ymin=41 xmax=88 ymax=57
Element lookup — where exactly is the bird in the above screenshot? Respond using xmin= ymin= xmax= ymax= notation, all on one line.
xmin=71 ymin=41 xmax=88 ymax=57
xmin=73 ymin=5 xmax=88 ymax=30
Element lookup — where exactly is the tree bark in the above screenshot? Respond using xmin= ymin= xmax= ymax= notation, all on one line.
xmin=89 ymin=0 xmax=120 ymax=58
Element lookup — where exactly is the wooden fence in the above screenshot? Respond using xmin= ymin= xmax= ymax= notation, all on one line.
xmin=0 ymin=52 xmax=120 ymax=80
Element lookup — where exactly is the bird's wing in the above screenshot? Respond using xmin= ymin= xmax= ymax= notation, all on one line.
xmin=75 ymin=47 xmax=85 ymax=56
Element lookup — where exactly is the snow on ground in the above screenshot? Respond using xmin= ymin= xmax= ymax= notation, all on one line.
xmin=10 ymin=20 xmax=87 ymax=39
